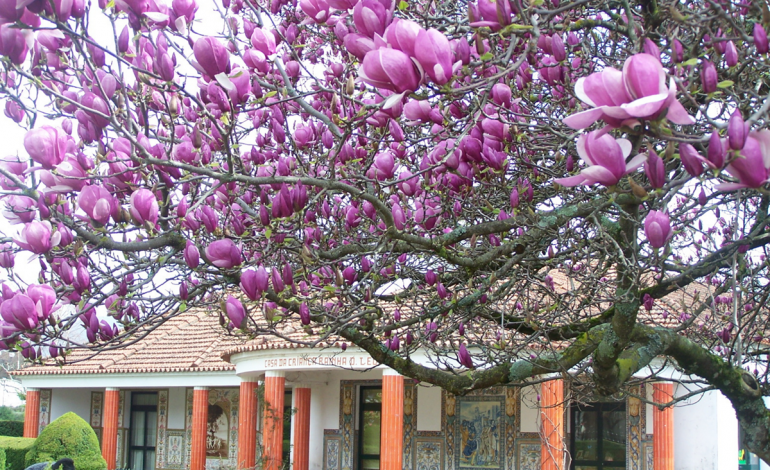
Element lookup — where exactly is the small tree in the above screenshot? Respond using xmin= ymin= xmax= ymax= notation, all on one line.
xmin=26 ymin=413 xmax=106 ymax=470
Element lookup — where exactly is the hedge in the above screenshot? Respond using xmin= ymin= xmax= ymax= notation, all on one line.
xmin=0 ymin=436 xmax=35 ymax=470
xmin=0 ymin=421 xmax=24 ymax=437
xmin=26 ymin=413 xmax=106 ymax=470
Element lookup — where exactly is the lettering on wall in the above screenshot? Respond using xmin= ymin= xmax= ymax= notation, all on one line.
xmin=263 ymin=355 xmax=379 ymax=369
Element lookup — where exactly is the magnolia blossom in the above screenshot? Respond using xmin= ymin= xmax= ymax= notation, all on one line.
xmin=716 ymin=130 xmax=770 ymax=190
xmin=129 ymin=189 xmax=159 ymax=226
xmin=555 ymin=129 xmax=646 ymax=187
xmin=225 ymin=295 xmax=246 ymax=329
xmin=205 ymin=239 xmax=242 ymax=268
xmin=15 ymin=221 xmax=58 ymax=254
xmin=359 ymin=48 xmax=421 ymax=95
xmin=644 ymin=210 xmax=673 ymax=248
xmin=563 ymin=53 xmax=695 ymax=129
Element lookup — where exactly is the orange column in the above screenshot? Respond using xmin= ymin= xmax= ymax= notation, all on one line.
xmin=190 ymin=387 xmax=209 ymax=470
xmin=24 ymin=388 xmax=40 ymax=438
xmin=381 ymin=369 xmax=404 ymax=470
xmin=238 ymin=379 xmax=259 ymax=470
xmin=101 ymin=388 xmax=120 ymax=470
xmin=292 ymin=385 xmax=311 ymax=470
xmin=540 ymin=379 xmax=564 ymax=470
xmin=262 ymin=371 xmax=285 ymax=470
xmin=653 ymin=383 xmax=675 ymax=470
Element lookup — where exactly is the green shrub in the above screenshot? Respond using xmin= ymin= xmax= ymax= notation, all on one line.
xmin=0 ymin=421 xmax=24 ymax=437
xmin=0 ymin=436 xmax=35 ymax=470
xmin=25 ymin=413 xmax=106 ymax=470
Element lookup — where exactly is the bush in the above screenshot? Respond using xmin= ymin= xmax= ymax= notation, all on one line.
xmin=0 ymin=436 xmax=35 ymax=470
xmin=0 ymin=421 xmax=24 ymax=437
xmin=25 ymin=413 xmax=106 ymax=470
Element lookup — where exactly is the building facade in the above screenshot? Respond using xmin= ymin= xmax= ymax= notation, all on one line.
xmin=13 ymin=310 xmax=759 ymax=470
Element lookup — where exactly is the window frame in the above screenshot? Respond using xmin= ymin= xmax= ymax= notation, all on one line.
xmin=357 ymin=385 xmax=382 ymax=470
xmin=569 ymin=401 xmax=626 ymax=470
xmin=127 ymin=391 xmax=159 ymax=470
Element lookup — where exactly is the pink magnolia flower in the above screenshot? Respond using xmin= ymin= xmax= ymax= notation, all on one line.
xmin=644 ymin=210 xmax=673 ymax=248
xmin=193 ymin=37 xmax=230 ymax=79
xmin=78 ymin=186 xmax=117 ymax=225
xmin=24 ymin=126 xmax=69 ymax=169
xmin=1 ymin=196 xmax=36 ymax=225
xmin=458 ymin=344 xmax=473 ymax=368
xmin=184 ymin=241 xmax=200 ymax=269
xmin=414 ymin=28 xmax=456 ymax=85
xmin=224 ymin=295 xmax=246 ymax=329
xmin=300 ymin=0 xmax=330 ymax=23
xmin=129 ymin=188 xmax=159 ymax=226
xmin=555 ymin=129 xmax=646 ymax=187
xmin=205 ymin=239 xmax=242 ymax=268
xmin=716 ymin=130 xmax=770 ymax=190
xmin=0 ymin=25 xmax=28 ymax=65
xmin=352 ymin=0 xmax=392 ymax=38
xmin=0 ymin=294 xmax=38 ymax=331
xmin=240 ymin=269 xmax=263 ymax=301
xmin=40 ymin=157 xmax=88 ymax=193
xmin=468 ymin=0 xmax=512 ymax=30
xmin=15 ymin=221 xmax=57 ymax=254
xmin=384 ymin=18 xmax=422 ymax=57
xmin=756 ymin=24 xmax=769 ymax=55
xmin=564 ymin=53 xmax=695 ymax=129
xmin=644 ymin=149 xmax=666 ymax=189
xmin=360 ymin=48 xmax=421 ymax=95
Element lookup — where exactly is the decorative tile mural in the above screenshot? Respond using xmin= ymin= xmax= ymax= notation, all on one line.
xmin=403 ymin=381 xmax=416 ymax=470
xmin=90 ymin=391 xmax=103 ymax=429
xmin=323 ymin=434 xmax=341 ymax=470
xmin=414 ymin=438 xmax=443 ymax=470
xmin=643 ymin=442 xmax=653 ymax=470
xmin=38 ymin=389 xmax=51 ymax=434
xmin=339 ymin=382 xmax=355 ymax=470
xmin=454 ymin=395 xmax=504 ymax=469
xmin=628 ymin=391 xmax=643 ymax=470
xmin=155 ymin=390 xmax=169 ymax=469
xmin=166 ymin=430 xmax=186 ymax=469
xmin=515 ymin=440 xmax=540 ymax=470
xmin=184 ymin=388 xmax=240 ymax=470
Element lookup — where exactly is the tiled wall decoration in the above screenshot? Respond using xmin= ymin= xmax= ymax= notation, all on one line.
xmin=643 ymin=442 xmax=653 ymax=470
xmin=515 ymin=439 xmax=540 ymax=470
xmin=453 ymin=394 xmax=505 ymax=470
xmin=90 ymin=391 xmax=104 ymax=430
xmin=403 ymin=381 xmax=416 ymax=470
xmin=628 ymin=391 xmax=643 ymax=470
xmin=323 ymin=434 xmax=341 ymax=470
xmin=166 ymin=430 xmax=186 ymax=469
xmin=38 ymin=389 xmax=51 ymax=434
xmin=339 ymin=382 xmax=355 ymax=470
xmin=155 ymin=390 xmax=169 ymax=469
xmin=414 ymin=437 xmax=443 ymax=470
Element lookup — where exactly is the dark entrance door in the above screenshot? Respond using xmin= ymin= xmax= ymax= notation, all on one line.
xmin=357 ymin=386 xmax=382 ymax=470
xmin=570 ymin=402 xmax=626 ymax=469
xmin=128 ymin=392 xmax=158 ymax=470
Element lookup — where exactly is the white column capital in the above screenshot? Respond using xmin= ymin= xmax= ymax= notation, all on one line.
xmin=383 ymin=368 xmax=402 ymax=377
xmin=293 ymin=383 xmax=312 ymax=390
xmin=25 ymin=388 xmax=39 ymax=392
xmin=194 ymin=386 xmax=209 ymax=391
xmin=106 ymin=387 xmax=120 ymax=392
xmin=240 ymin=377 xmax=259 ymax=383
xmin=265 ymin=370 xmax=285 ymax=378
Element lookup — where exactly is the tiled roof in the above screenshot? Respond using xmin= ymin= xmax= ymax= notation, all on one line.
xmin=14 ymin=270 xmax=736 ymax=377
xmin=14 ymin=309 xmax=246 ymax=376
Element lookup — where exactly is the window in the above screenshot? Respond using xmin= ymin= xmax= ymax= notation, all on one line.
xmin=357 ymin=387 xmax=382 ymax=470
xmin=739 ymin=426 xmax=761 ymax=470
xmin=570 ymin=402 xmax=626 ymax=470
xmin=128 ymin=392 xmax=158 ymax=470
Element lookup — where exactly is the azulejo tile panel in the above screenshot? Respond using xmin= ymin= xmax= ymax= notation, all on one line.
xmin=165 ymin=430 xmax=186 ymax=469
xmin=515 ymin=440 xmax=540 ymax=470
xmin=324 ymin=434 xmax=341 ymax=470
xmin=414 ymin=438 xmax=443 ymax=470
xmin=184 ymin=388 xmax=240 ymax=470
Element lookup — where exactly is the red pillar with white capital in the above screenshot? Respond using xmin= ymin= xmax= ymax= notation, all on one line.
xmin=540 ymin=379 xmax=564 ymax=470
xmin=190 ymin=387 xmax=209 ymax=470
xmin=262 ymin=371 xmax=285 ymax=470
xmin=23 ymin=388 xmax=40 ymax=438
xmin=653 ymin=382 xmax=675 ymax=470
xmin=381 ymin=369 xmax=404 ymax=470
xmin=292 ymin=385 xmax=312 ymax=470
xmin=237 ymin=378 xmax=258 ymax=470
xmin=101 ymin=388 xmax=120 ymax=470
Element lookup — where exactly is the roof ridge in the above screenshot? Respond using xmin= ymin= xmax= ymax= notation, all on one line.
xmin=192 ymin=335 xmax=222 ymax=367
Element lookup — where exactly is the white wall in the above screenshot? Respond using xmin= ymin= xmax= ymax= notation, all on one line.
xmin=416 ymin=385 xmax=441 ymax=432
xmin=50 ymin=387 xmax=97 ymax=422
xmin=167 ymin=387 xmax=187 ymax=429
xmin=674 ymin=386 xmax=738 ymax=470
xmin=520 ymin=385 xmax=540 ymax=433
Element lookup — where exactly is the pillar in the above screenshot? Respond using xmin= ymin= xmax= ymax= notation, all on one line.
xmin=540 ymin=379 xmax=564 ymax=470
xmin=238 ymin=379 xmax=259 ymax=470
xmin=262 ymin=371 xmax=285 ymax=470
xmin=381 ymin=369 xmax=404 ymax=470
xmin=190 ymin=387 xmax=209 ymax=470
xmin=653 ymin=383 xmax=675 ymax=470
xmin=102 ymin=388 xmax=120 ymax=470
xmin=23 ymin=388 xmax=40 ymax=438
xmin=292 ymin=385 xmax=311 ymax=470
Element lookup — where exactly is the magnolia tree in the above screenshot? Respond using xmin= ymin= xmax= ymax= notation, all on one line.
xmin=2 ymin=0 xmax=770 ymax=459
